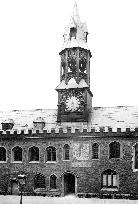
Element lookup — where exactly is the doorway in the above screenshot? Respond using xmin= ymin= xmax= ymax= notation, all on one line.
xmin=11 ymin=180 xmax=19 ymax=195
xmin=64 ymin=173 xmax=75 ymax=195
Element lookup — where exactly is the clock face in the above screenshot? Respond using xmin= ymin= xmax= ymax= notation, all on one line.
xmin=66 ymin=96 xmax=80 ymax=112
xmin=60 ymin=90 xmax=84 ymax=113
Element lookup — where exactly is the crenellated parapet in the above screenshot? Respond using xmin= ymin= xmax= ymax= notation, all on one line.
xmin=0 ymin=127 xmax=137 ymax=137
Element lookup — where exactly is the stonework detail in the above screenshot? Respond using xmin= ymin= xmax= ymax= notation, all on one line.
xmin=72 ymin=143 xmax=89 ymax=160
xmin=72 ymin=161 xmax=91 ymax=167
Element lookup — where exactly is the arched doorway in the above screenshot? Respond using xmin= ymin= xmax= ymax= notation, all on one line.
xmin=64 ymin=173 xmax=75 ymax=195
xmin=11 ymin=180 xmax=19 ymax=195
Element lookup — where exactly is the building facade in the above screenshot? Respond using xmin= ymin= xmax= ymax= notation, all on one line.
xmin=0 ymin=3 xmax=138 ymax=197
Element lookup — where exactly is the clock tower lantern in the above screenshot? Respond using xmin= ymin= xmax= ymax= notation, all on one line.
xmin=56 ymin=3 xmax=93 ymax=122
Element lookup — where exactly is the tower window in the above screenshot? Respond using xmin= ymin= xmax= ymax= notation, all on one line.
xmin=70 ymin=27 xmax=77 ymax=39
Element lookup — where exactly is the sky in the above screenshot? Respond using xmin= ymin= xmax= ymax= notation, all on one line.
xmin=0 ymin=0 xmax=138 ymax=111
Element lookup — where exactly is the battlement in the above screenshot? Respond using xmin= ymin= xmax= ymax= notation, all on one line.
xmin=0 ymin=127 xmax=137 ymax=136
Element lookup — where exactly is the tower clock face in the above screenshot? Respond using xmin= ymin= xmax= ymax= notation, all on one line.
xmin=60 ymin=90 xmax=84 ymax=113
xmin=66 ymin=96 xmax=80 ymax=111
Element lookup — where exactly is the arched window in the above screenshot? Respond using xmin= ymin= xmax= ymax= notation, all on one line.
xmin=92 ymin=143 xmax=99 ymax=159
xmin=29 ymin=146 xmax=39 ymax=162
xmin=63 ymin=144 xmax=70 ymax=160
xmin=109 ymin=142 xmax=120 ymax=158
xmin=12 ymin=146 xmax=22 ymax=162
xmin=134 ymin=143 xmax=138 ymax=169
xmin=102 ymin=169 xmax=118 ymax=188
xmin=34 ymin=173 xmax=46 ymax=189
xmin=46 ymin=146 xmax=56 ymax=162
xmin=0 ymin=147 xmax=6 ymax=161
xmin=70 ymin=27 xmax=77 ymax=39
xmin=50 ymin=174 xmax=57 ymax=189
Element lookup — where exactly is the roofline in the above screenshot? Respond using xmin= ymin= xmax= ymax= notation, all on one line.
xmin=59 ymin=47 xmax=92 ymax=57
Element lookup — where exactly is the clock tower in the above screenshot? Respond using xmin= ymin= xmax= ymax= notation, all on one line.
xmin=56 ymin=3 xmax=93 ymax=122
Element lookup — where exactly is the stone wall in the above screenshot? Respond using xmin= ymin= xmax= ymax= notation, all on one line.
xmin=0 ymin=131 xmax=137 ymax=196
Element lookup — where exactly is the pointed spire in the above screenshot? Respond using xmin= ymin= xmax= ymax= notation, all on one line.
xmin=71 ymin=2 xmax=81 ymax=26
xmin=61 ymin=2 xmax=90 ymax=51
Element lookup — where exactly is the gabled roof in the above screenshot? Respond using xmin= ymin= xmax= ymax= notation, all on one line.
xmin=0 ymin=106 xmax=138 ymax=132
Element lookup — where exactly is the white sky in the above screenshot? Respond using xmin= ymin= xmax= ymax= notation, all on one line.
xmin=0 ymin=0 xmax=138 ymax=111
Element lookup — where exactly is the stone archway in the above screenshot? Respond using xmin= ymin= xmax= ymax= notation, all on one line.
xmin=64 ymin=172 xmax=75 ymax=195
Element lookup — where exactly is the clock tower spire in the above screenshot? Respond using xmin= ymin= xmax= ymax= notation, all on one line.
xmin=56 ymin=3 xmax=93 ymax=122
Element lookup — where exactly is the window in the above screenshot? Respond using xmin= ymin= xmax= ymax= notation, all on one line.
xmin=102 ymin=169 xmax=118 ymax=188
xmin=12 ymin=146 xmax=22 ymax=162
xmin=29 ymin=146 xmax=39 ymax=162
xmin=0 ymin=147 xmax=6 ymax=162
xmin=92 ymin=143 xmax=99 ymax=159
xmin=134 ymin=143 xmax=138 ymax=169
xmin=46 ymin=146 xmax=56 ymax=162
xmin=109 ymin=142 xmax=120 ymax=158
xmin=34 ymin=173 xmax=46 ymax=189
xmin=70 ymin=27 xmax=77 ymax=39
xmin=50 ymin=174 xmax=57 ymax=189
xmin=63 ymin=144 xmax=70 ymax=160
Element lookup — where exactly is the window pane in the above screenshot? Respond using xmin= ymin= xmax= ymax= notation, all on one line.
xmin=108 ymin=175 xmax=111 ymax=186
xmin=103 ymin=174 xmax=107 ymax=186
xmin=52 ymin=149 xmax=56 ymax=161
xmin=47 ymin=148 xmax=52 ymax=161
xmin=113 ymin=175 xmax=117 ymax=186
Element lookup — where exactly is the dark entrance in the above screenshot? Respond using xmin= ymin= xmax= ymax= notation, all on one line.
xmin=64 ymin=173 xmax=75 ymax=195
xmin=11 ymin=180 xmax=19 ymax=195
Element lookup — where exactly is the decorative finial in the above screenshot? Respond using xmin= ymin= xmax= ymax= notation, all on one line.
xmin=71 ymin=2 xmax=81 ymax=26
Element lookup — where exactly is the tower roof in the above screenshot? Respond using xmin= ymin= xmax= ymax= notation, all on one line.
xmin=61 ymin=2 xmax=90 ymax=51
xmin=70 ymin=2 xmax=81 ymax=27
